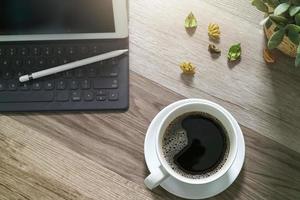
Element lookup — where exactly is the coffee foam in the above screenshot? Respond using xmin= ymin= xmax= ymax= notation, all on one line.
xmin=162 ymin=112 xmax=230 ymax=179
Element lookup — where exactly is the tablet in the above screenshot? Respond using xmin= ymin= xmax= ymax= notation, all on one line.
xmin=0 ymin=0 xmax=128 ymax=41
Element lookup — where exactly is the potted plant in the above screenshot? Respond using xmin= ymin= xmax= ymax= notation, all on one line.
xmin=251 ymin=0 xmax=300 ymax=66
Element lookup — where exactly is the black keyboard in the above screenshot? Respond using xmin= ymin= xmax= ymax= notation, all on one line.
xmin=0 ymin=40 xmax=129 ymax=112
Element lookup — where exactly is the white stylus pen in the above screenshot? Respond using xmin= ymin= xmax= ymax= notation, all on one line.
xmin=19 ymin=49 xmax=128 ymax=82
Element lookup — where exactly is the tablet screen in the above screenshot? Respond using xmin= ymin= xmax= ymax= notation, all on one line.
xmin=0 ymin=0 xmax=115 ymax=35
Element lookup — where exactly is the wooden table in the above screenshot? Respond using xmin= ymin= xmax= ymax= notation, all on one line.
xmin=1 ymin=0 xmax=299 ymax=199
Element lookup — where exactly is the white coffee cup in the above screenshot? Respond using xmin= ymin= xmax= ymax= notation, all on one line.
xmin=144 ymin=100 xmax=238 ymax=190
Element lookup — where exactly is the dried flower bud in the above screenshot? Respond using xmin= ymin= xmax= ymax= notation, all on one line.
xmin=208 ymin=44 xmax=221 ymax=54
xmin=208 ymin=23 xmax=221 ymax=40
xmin=180 ymin=62 xmax=196 ymax=74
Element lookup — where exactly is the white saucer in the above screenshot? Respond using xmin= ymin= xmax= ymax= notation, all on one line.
xmin=144 ymin=99 xmax=245 ymax=199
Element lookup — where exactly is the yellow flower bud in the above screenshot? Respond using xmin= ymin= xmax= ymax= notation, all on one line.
xmin=208 ymin=23 xmax=221 ymax=40
xmin=180 ymin=62 xmax=196 ymax=74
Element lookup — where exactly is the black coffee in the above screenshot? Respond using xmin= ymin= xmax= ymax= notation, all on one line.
xmin=162 ymin=112 xmax=229 ymax=179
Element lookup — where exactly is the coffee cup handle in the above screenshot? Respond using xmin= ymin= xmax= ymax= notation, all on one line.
xmin=144 ymin=166 xmax=169 ymax=190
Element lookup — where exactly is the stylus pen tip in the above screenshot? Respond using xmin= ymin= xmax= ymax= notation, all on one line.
xmin=19 ymin=75 xmax=28 ymax=83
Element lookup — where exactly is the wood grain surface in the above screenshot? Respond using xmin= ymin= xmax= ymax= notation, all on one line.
xmin=1 ymin=72 xmax=300 ymax=200
xmin=129 ymin=0 xmax=300 ymax=153
xmin=1 ymin=0 xmax=300 ymax=199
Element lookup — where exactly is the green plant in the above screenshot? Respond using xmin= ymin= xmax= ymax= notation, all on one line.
xmin=251 ymin=0 xmax=300 ymax=66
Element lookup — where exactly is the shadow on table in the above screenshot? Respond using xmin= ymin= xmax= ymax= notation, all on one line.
xmin=209 ymin=37 xmax=220 ymax=44
xmin=143 ymin=162 xmax=246 ymax=200
xmin=210 ymin=166 xmax=246 ymax=200
xmin=265 ymin=51 xmax=300 ymax=199
xmin=227 ymin=58 xmax=242 ymax=69
xmin=185 ymin=27 xmax=197 ymax=37
xmin=210 ymin=52 xmax=221 ymax=60
xmin=261 ymin=34 xmax=300 ymax=150
xmin=180 ymin=74 xmax=194 ymax=87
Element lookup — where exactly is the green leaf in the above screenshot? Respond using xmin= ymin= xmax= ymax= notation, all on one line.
xmin=295 ymin=45 xmax=300 ymax=67
xmin=291 ymin=0 xmax=300 ymax=6
xmin=185 ymin=12 xmax=197 ymax=29
xmin=268 ymin=28 xmax=285 ymax=49
xmin=295 ymin=13 xmax=300 ymax=25
xmin=263 ymin=0 xmax=278 ymax=8
xmin=271 ymin=0 xmax=281 ymax=6
xmin=252 ymin=0 xmax=269 ymax=13
xmin=228 ymin=43 xmax=242 ymax=61
xmin=286 ymin=24 xmax=300 ymax=32
xmin=269 ymin=15 xmax=288 ymax=25
xmin=287 ymin=25 xmax=300 ymax=45
xmin=289 ymin=6 xmax=300 ymax=16
xmin=274 ymin=3 xmax=290 ymax=15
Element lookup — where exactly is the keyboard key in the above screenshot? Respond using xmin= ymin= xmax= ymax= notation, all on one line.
xmin=70 ymin=80 xmax=79 ymax=89
xmin=32 ymin=82 xmax=42 ymax=90
xmin=84 ymin=91 xmax=94 ymax=101
xmin=19 ymin=82 xmax=30 ymax=91
xmin=87 ymin=66 xmax=97 ymax=77
xmin=8 ymin=82 xmax=18 ymax=91
xmin=7 ymin=47 xmax=17 ymax=56
xmin=54 ymin=47 xmax=64 ymax=55
xmin=91 ymin=45 xmax=101 ymax=54
xmin=37 ymin=58 xmax=46 ymax=67
xmin=104 ymin=69 xmax=119 ymax=77
xmin=75 ymin=69 xmax=85 ymax=77
xmin=42 ymin=47 xmax=52 ymax=56
xmin=48 ymin=58 xmax=58 ymax=67
xmin=112 ymin=79 xmax=118 ymax=85
xmin=59 ymin=58 xmax=69 ymax=65
xmin=56 ymin=91 xmax=69 ymax=102
xmin=24 ymin=58 xmax=35 ymax=67
xmin=0 ymin=92 xmax=54 ymax=102
xmin=109 ymin=92 xmax=119 ymax=101
xmin=31 ymin=47 xmax=40 ymax=56
xmin=96 ymin=90 xmax=106 ymax=96
xmin=112 ymin=58 xmax=119 ymax=65
xmin=16 ymin=70 xmax=26 ymax=77
xmin=20 ymin=47 xmax=28 ymax=56
xmin=0 ymin=59 xmax=10 ymax=67
xmin=12 ymin=59 xmax=22 ymax=67
xmin=0 ymin=82 xmax=6 ymax=91
xmin=44 ymin=81 xmax=55 ymax=90
xmin=108 ymin=68 xmax=119 ymax=77
xmin=94 ymin=79 xmax=118 ymax=89
xmin=71 ymin=91 xmax=81 ymax=101
xmin=81 ymin=80 xmax=91 ymax=89
xmin=96 ymin=96 xmax=106 ymax=101
xmin=3 ymin=71 xmax=13 ymax=79
xmin=64 ymin=70 xmax=74 ymax=78
xmin=67 ymin=47 xmax=76 ymax=55
xmin=62 ymin=59 xmax=69 ymax=64
xmin=100 ymin=66 xmax=119 ymax=77
xmin=56 ymin=80 xmax=67 ymax=90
